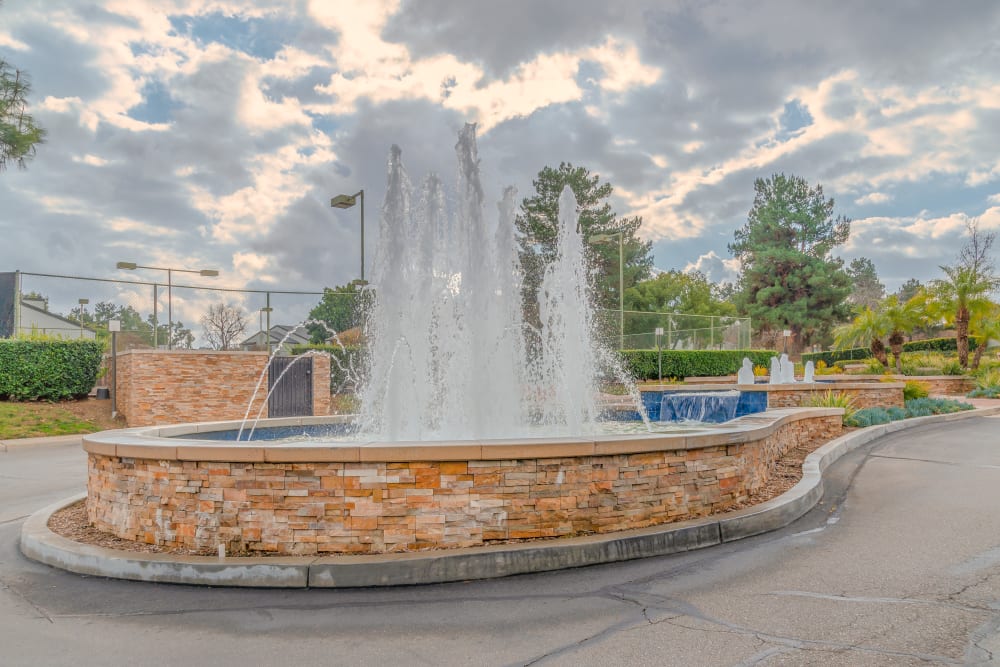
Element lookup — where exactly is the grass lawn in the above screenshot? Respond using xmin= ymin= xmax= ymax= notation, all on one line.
xmin=0 ymin=399 xmax=122 ymax=440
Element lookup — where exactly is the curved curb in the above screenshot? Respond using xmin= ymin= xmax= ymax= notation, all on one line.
xmin=21 ymin=406 xmax=1000 ymax=588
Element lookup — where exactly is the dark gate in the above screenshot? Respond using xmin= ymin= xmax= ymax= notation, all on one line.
xmin=268 ymin=356 xmax=313 ymax=418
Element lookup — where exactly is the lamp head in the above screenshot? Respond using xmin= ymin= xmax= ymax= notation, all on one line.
xmin=199 ymin=269 xmax=220 ymax=277
xmin=331 ymin=194 xmax=357 ymax=209
xmin=116 ymin=261 xmax=137 ymax=270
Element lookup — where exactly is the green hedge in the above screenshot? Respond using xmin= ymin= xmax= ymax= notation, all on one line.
xmin=291 ymin=344 xmax=364 ymax=391
xmin=618 ymin=349 xmax=774 ymax=381
xmin=803 ymin=337 xmax=982 ymax=366
xmin=0 ymin=339 xmax=104 ymax=400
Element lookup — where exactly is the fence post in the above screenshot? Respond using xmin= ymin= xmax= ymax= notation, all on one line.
xmin=13 ymin=270 xmax=21 ymax=337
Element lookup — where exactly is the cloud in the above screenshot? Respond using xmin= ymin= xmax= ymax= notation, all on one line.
xmin=855 ymin=192 xmax=892 ymax=205
xmin=683 ymin=251 xmax=741 ymax=284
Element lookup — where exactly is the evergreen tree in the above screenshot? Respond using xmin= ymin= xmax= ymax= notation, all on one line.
xmin=729 ymin=173 xmax=852 ymax=351
xmin=846 ymin=257 xmax=885 ymax=311
xmin=515 ymin=163 xmax=652 ymax=338
xmin=0 ymin=57 xmax=45 ymax=170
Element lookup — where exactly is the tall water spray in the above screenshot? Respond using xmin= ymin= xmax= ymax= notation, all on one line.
xmin=358 ymin=124 xmax=630 ymax=441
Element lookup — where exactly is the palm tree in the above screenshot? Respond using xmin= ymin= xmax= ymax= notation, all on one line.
xmin=834 ymin=306 xmax=889 ymax=367
xmin=969 ymin=301 xmax=1000 ymax=370
xmin=880 ymin=295 xmax=923 ymax=373
xmin=929 ymin=265 xmax=998 ymax=367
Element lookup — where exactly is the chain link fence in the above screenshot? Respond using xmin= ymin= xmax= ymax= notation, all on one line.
xmin=4 ymin=271 xmax=750 ymax=353
xmin=595 ymin=309 xmax=752 ymax=351
xmin=6 ymin=271 xmax=342 ymax=352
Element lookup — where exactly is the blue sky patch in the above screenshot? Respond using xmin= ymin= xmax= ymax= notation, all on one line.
xmin=127 ymin=79 xmax=183 ymax=124
xmin=169 ymin=12 xmax=300 ymax=60
xmin=777 ymin=99 xmax=813 ymax=141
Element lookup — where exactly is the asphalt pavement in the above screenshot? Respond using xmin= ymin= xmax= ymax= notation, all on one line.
xmin=3 ymin=417 xmax=1000 ymax=666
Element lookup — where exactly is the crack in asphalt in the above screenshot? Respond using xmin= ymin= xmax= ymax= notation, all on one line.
xmin=870 ymin=453 xmax=1000 ymax=470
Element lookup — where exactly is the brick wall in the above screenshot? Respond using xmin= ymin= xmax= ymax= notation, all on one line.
xmin=85 ymin=413 xmax=842 ymax=555
xmin=114 ymin=350 xmax=331 ymax=427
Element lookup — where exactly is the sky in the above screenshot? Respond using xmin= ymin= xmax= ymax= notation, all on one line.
xmin=1 ymin=0 xmax=999 ymax=342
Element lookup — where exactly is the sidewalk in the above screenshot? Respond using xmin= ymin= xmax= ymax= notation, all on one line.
xmin=0 ymin=434 xmax=85 ymax=452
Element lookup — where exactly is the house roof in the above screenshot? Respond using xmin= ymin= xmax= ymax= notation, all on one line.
xmin=240 ymin=324 xmax=311 ymax=347
xmin=20 ymin=301 xmax=92 ymax=328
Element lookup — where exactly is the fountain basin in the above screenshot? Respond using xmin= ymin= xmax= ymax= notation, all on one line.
xmin=82 ymin=408 xmax=842 ymax=556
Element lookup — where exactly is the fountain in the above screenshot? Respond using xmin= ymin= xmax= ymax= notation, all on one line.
xmin=74 ymin=125 xmax=847 ymax=558
xmin=357 ymin=125 xmax=615 ymax=441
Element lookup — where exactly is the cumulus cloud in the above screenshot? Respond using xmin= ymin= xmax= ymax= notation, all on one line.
xmin=1 ymin=0 xmax=999 ymax=340
xmin=683 ymin=251 xmax=741 ymax=285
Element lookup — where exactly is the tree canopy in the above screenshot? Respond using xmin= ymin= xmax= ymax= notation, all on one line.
xmin=729 ymin=173 xmax=852 ymax=351
xmin=846 ymin=257 xmax=885 ymax=312
xmin=515 ymin=163 xmax=652 ymax=324
xmin=306 ymin=282 xmax=370 ymax=343
xmin=0 ymin=58 xmax=45 ymax=170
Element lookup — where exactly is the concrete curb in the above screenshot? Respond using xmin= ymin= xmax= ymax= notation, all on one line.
xmin=20 ymin=406 xmax=1000 ymax=588
xmin=1 ymin=434 xmax=85 ymax=452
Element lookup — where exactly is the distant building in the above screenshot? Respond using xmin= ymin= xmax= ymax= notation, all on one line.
xmin=239 ymin=324 xmax=311 ymax=355
xmin=0 ymin=272 xmax=96 ymax=339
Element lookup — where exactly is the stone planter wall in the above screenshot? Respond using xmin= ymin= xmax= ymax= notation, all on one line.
xmin=83 ymin=409 xmax=842 ymax=555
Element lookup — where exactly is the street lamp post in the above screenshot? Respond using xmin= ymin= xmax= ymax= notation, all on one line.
xmin=77 ymin=298 xmax=89 ymax=339
xmin=116 ymin=262 xmax=219 ymax=349
xmin=331 ymin=190 xmax=365 ymax=283
xmin=589 ymin=232 xmax=625 ymax=350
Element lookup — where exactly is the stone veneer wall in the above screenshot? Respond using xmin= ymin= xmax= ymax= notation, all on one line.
xmin=761 ymin=385 xmax=904 ymax=409
xmin=115 ymin=350 xmax=330 ymax=427
xmin=85 ymin=414 xmax=842 ymax=555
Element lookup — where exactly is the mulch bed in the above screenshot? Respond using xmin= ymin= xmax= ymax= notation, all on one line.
xmin=48 ymin=431 xmax=845 ymax=558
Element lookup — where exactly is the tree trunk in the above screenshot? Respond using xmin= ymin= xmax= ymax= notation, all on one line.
xmin=889 ymin=330 xmax=905 ymax=374
xmin=870 ymin=338 xmax=888 ymax=368
xmin=957 ymin=307 xmax=970 ymax=367
xmin=972 ymin=338 xmax=985 ymax=370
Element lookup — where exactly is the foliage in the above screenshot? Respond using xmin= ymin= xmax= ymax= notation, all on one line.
xmin=895 ymin=278 xmax=924 ymax=304
xmin=622 ymin=270 xmax=736 ymax=343
xmin=0 ymin=58 xmax=46 ymax=170
xmin=833 ymin=306 xmax=889 ymax=367
xmin=515 ymin=163 xmax=653 ymax=327
xmin=804 ymin=390 xmax=857 ymax=422
xmin=939 ymin=360 xmax=966 ymax=376
xmin=926 ymin=220 xmax=1000 ymax=367
xmin=200 ymin=302 xmax=248 ymax=350
xmin=753 ymin=364 xmax=769 ymax=376
xmin=973 ymin=368 xmax=1000 ymax=391
xmin=619 ymin=349 xmax=773 ymax=381
xmin=0 ymin=339 xmax=103 ymax=400
xmin=845 ymin=397 xmax=973 ymax=426
xmin=65 ymin=301 xmax=193 ymax=348
xmin=291 ymin=344 xmax=364 ymax=391
xmin=968 ymin=387 xmax=1000 ymax=398
xmin=803 ymin=337 xmax=981 ymax=367
xmin=846 ymin=257 xmax=885 ymax=311
xmin=306 ymin=283 xmax=372 ymax=343
xmin=729 ymin=173 xmax=852 ymax=351
xmin=903 ymin=381 xmax=930 ymax=401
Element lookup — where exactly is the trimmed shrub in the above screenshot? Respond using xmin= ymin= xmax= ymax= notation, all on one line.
xmin=291 ymin=344 xmax=365 ymax=391
xmin=0 ymin=339 xmax=104 ymax=400
xmin=903 ymin=336 xmax=981 ymax=353
xmin=801 ymin=347 xmax=870 ymax=366
xmin=618 ymin=349 xmax=774 ymax=381
xmin=803 ymin=337 xmax=983 ymax=367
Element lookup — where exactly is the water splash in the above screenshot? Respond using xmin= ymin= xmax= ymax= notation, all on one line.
xmin=357 ymin=123 xmax=642 ymax=440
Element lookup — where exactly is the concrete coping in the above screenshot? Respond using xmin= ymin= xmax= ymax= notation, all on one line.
xmin=81 ymin=407 xmax=845 ymax=463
